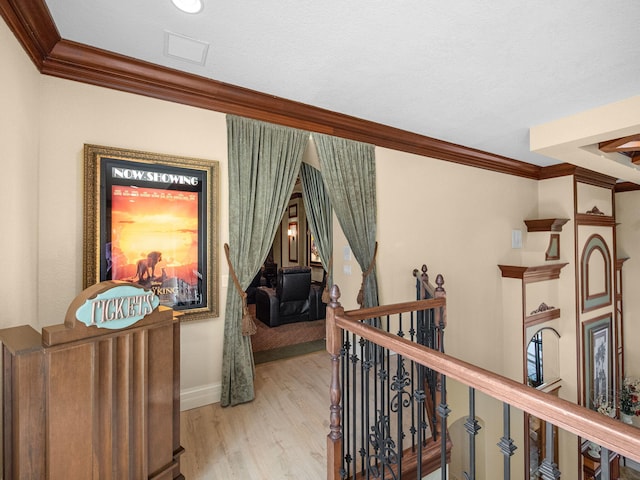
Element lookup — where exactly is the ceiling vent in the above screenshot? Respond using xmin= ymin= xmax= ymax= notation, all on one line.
xmin=163 ymin=31 xmax=209 ymax=65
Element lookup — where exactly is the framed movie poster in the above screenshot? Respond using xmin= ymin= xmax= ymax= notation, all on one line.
xmin=83 ymin=144 xmax=219 ymax=320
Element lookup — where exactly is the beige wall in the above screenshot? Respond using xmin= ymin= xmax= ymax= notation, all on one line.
xmin=37 ymin=77 xmax=231 ymax=405
xmin=0 ymin=20 xmax=41 ymax=325
xmin=615 ymin=190 xmax=640 ymax=379
xmin=0 ymin=18 xmax=232 ymax=405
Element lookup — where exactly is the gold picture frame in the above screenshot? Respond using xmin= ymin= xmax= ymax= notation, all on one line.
xmin=83 ymin=144 xmax=219 ymax=320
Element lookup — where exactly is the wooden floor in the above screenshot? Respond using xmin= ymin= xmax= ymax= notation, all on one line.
xmin=180 ymin=350 xmax=330 ymax=479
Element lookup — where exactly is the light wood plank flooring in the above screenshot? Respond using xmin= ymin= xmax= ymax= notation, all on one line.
xmin=180 ymin=350 xmax=330 ymax=479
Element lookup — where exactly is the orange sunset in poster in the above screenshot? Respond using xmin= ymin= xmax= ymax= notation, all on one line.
xmin=108 ymin=185 xmax=201 ymax=305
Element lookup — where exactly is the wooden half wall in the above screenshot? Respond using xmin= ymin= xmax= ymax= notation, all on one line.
xmin=1 ymin=306 xmax=183 ymax=479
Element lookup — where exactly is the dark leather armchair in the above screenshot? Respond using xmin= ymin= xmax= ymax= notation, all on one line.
xmin=255 ymin=266 xmax=313 ymax=327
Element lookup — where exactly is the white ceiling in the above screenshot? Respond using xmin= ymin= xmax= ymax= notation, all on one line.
xmin=43 ymin=0 xmax=640 ymax=174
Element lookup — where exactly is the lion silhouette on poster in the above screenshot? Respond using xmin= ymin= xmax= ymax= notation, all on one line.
xmin=135 ymin=251 xmax=163 ymax=285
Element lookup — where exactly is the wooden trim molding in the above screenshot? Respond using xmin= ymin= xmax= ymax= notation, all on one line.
xmin=538 ymin=163 xmax=581 ymax=180
xmin=575 ymin=213 xmax=616 ymax=227
xmin=0 ymin=0 xmax=548 ymax=179
xmin=615 ymin=181 xmax=640 ymax=193
xmin=574 ymin=168 xmax=618 ymax=189
xmin=525 ymin=305 xmax=560 ymax=327
xmin=498 ymin=263 xmax=568 ymax=284
xmin=539 ymin=165 xmax=619 ymax=186
xmin=524 ymin=218 xmax=570 ymax=232
xmin=0 ymin=0 xmax=60 ymax=67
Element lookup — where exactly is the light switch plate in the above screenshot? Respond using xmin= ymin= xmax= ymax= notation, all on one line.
xmin=512 ymin=229 xmax=523 ymax=249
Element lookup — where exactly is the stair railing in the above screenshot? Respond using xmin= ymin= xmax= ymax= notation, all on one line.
xmin=326 ymin=283 xmax=640 ymax=480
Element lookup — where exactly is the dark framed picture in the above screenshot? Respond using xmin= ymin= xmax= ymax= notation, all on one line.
xmin=308 ymin=233 xmax=322 ymax=266
xmin=288 ymin=222 xmax=298 ymax=262
xmin=583 ymin=314 xmax=612 ymax=410
xmin=289 ymin=204 xmax=297 ymax=218
xmin=83 ymin=144 xmax=219 ymax=320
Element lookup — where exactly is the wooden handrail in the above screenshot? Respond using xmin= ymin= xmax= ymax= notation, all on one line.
xmin=329 ymin=304 xmax=640 ymax=464
xmin=342 ymin=298 xmax=446 ymax=321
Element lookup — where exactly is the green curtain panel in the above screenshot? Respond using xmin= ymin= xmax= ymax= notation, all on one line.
xmin=313 ymin=133 xmax=379 ymax=309
xmin=222 ymin=115 xmax=309 ymax=406
xmin=300 ymin=162 xmax=333 ymax=288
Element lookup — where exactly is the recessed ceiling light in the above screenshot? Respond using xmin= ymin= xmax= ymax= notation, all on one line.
xmin=171 ymin=0 xmax=203 ymax=14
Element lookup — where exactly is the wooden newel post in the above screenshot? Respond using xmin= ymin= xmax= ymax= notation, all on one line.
xmin=326 ymin=284 xmax=343 ymax=480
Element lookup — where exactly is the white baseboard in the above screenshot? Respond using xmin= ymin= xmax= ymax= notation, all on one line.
xmin=180 ymin=382 xmax=221 ymax=411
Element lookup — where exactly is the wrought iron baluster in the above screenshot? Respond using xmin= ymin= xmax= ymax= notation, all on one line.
xmin=363 ymin=341 xmax=372 ymax=480
xmin=415 ymin=388 xmax=425 ymax=480
xmin=409 ymin=311 xmax=418 ymax=453
xmin=463 ymin=387 xmax=481 ymax=480
xmin=497 ymin=403 xmax=517 ymax=480
xmin=359 ymin=337 xmax=367 ymax=476
xmin=372 ymin=332 xmax=379 ymax=479
xmin=391 ymin=353 xmax=411 ymax=476
xmin=385 ymin=317 xmax=391 ymax=479
xmin=600 ymin=446 xmax=610 ymax=480
xmin=438 ymin=372 xmax=450 ymax=479
xmin=340 ymin=332 xmax=349 ymax=479
xmin=397 ymin=314 xmax=405 ymax=474
xmin=327 ymin=330 xmax=348 ymax=479
xmin=351 ymin=332 xmax=358 ymax=480
xmin=367 ymin=334 xmax=394 ymax=479
xmin=537 ymin=421 xmax=560 ymax=480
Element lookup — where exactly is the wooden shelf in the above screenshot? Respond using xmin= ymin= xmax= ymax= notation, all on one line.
xmin=525 ymin=307 xmax=561 ymax=326
xmin=616 ymin=257 xmax=629 ymax=269
xmin=524 ymin=218 xmax=570 ymax=232
xmin=498 ymin=263 xmax=568 ymax=284
xmin=575 ymin=213 xmax=615 ymax=227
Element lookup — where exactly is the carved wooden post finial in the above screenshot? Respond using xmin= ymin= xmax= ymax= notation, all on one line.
xmin=435 ymin=274 xmax=445 ymax=294
xmin=329 ymin=284 xmax=341 ymax=308
xmin=421 ymin=264 xmax=429 ymax=283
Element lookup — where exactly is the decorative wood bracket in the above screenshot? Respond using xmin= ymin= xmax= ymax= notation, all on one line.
xmin=498 ymin=263 xmax=568 ymax=284
xmin=524 ymin=218 xmax=569 ymax=233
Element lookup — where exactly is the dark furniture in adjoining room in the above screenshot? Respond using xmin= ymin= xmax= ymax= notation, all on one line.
xmin=255 ymin=266 xmax=326 ymax=327
xmin=262 ymin=260 xmax=278 ymax=287
xmin=245 ymin=269 xmax=265 ymax=304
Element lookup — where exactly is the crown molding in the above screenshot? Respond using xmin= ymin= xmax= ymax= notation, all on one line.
xmin=1 ymin=0 xmax=558 ymax=181
xmin=615 ymin=181 xmax=640 ymax=193
xmin=538 ymin=163 xmax=580 ymax=180
xmin=573 ymin=167 xmax=617 ymax=189
xmin=0 ymin=0 xmax=59 ymax=67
